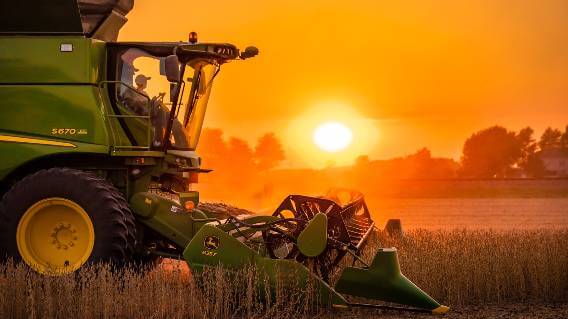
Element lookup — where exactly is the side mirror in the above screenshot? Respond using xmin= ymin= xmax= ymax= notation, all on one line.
xmin=165 ymin=55 xmax=181 ymax=82
xmin=240 ymin=46 xmax=259 ymax=59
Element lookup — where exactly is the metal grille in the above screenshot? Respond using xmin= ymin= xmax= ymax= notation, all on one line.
xmin=272 ymin=191 xmax=374 ymax=250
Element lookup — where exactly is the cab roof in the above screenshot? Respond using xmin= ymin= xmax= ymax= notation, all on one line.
xmin=108 ymin=42 xmax=240 ymax=63
xmin=0 ymin=0 xmax=133 ymax=41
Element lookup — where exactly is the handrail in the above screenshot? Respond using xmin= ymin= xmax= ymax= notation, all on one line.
xmin=96 ymin=80 xmax=152 ymax=151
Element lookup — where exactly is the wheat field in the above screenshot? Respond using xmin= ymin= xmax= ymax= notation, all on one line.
xmin=1 ymin=229 xmax=567 ymax=318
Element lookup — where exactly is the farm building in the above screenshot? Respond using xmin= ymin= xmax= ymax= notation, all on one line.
xmin=539 ymin=148 xmax=568 ymax=177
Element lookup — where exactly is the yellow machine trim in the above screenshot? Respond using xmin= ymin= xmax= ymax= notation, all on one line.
xmin=432 ymin=305 xmax=450 ymax=314
xmin=0 ymin=134 xmax=76 ymax=148
xmin=16 ymin=198 xmax=95 ymax=275
xmin=331 ymin=304 xmax=349 ymax=310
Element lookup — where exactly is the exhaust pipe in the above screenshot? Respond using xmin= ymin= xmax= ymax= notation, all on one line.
xmin=334 ymin=248 xmax=449 ymax=314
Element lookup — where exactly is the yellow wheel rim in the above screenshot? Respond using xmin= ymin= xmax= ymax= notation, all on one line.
xmin=16 ymin=198 xmax=95 ymax=275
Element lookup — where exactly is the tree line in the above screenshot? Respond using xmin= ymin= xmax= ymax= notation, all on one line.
xmin=197 ymin=125 xmax=568 ymax=184
xmin=198 ymin=128 xmax=285 ymax=181
xmin=460 ymin=125 xmax=568 ymax=178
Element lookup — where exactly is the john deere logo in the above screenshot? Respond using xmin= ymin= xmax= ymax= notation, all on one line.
xmin=203 ymin=236 xmax=220 ymax=250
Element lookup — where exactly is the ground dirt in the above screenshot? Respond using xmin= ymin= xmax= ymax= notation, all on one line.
xmin=337 ymin=304 xmax=568 ymax=319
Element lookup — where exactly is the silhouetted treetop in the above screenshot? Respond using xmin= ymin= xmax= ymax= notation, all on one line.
xmin=255 ymin=133 xmax=285 ymax=171
xmin=561 ymin=125 xmax=568 ymax=150
xmin=539 ymin=127 xmax=563 ymax=150
xmin=460 ymin=126 xmax=520 ymax=178
xmin=198 ymin=128 xmax=286 ymax=185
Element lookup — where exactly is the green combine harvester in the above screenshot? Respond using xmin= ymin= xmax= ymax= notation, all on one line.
xmin=0 ymin=0 xmax=448 ymax=314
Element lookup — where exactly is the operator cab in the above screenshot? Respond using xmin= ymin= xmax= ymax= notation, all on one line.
xmin=0 ymin=0 xmax=258 ymax=153
xmin=106 ymin=42 xmax=250 ymax=151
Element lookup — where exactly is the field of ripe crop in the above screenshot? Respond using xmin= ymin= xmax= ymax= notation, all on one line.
xmin=1 ymin=229 xmax=567 ymax=318
xmin=367 ymin=197 xmax=568 ymax=230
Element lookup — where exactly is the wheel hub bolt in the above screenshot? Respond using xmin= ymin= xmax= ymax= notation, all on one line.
xmin=51 ymin=222 xmax=78 ymax=249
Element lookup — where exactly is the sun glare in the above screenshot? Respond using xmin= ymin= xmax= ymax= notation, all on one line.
xmin=313 ymin=122 xmax=353 ymax=152
xmin=287 ymin=100 xmax=378 ymax=167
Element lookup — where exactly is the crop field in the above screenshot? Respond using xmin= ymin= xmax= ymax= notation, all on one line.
xmin=367 ymin=198 xmax=568 ymax=230
xmin=1 ymin=229 xmax=567 ymax=318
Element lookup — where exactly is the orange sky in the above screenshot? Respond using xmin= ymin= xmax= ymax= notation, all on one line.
xmin=120 ymin=0 xmax=568 ymax=168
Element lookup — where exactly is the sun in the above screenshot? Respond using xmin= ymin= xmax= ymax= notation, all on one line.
xmin=313 ymin=122 xmax=353 ymax=152
xmin=287 ymin=100 xmax=378 ymax=167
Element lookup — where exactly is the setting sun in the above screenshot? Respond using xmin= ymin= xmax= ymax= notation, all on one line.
xmin=286 ymin=100 xmax=378 ymax=167
xmin=313 ymin=122 xmax=353 ymax=152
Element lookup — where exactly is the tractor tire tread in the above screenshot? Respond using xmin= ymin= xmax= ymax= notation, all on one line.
xmin=0 ymin=168 xmax=136 ymax=266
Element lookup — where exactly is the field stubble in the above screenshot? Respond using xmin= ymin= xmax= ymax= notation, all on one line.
xmin=0 ymin=229 xmax=567 ymax=318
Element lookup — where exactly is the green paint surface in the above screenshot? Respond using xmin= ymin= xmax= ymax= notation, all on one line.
xmin=297 ymin=212 xmax=328 ymax=257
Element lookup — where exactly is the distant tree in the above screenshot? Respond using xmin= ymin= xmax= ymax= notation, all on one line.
xmin=254 ymin=133 xmax=285 ymax=171
xmin=196 ymin=129 xmax=287 ymax=205
xmin=561 ymin=125 xmax=568 ymax=150
xmin=515 ymin=127 xmax=538 ymax=173
xmin=524 ymin=153 xmax=547 ymax=177
xmin=460 ymin=126 xmax=521 ymax=178
xmin=228 ymin=137 xmax=255 ymax=165
xmin=355 ymin=155 xmax=370 ymax=167
xmin=407 ymin=148 xmax=432 ymax=162
xmin=405 ymin=148 xmax=432 ymax=178
xmin=199 ymin=128 xmax=227 ymax=153
xmin=226 ymin=137 xmax=256 ymax=183
xmin=539 ymin=127 xmax=562 ymax=150
xmin=198 ymin=128 xmax=228 ymax=169
xmin=402 ymin=147 xmax=458 ymax=179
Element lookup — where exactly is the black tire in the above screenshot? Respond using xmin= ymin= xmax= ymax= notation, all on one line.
xmin=0 ymin=168 xmax=136 ymax=268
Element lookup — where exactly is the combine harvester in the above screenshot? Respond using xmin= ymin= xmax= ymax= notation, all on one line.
xmin=0 ymin=0 xmax=448 ymax=314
